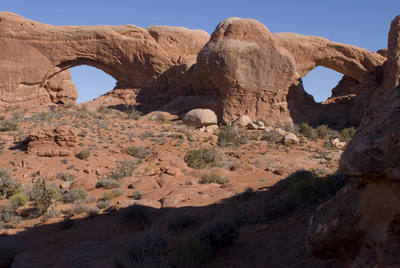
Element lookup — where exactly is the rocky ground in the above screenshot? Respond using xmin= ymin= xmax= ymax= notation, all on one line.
xmin=0 ymin=101 xmax=351 ymax=267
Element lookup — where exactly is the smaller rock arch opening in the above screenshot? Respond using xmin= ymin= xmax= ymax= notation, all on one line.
xmin=69 ymin=65 xmax=117 ymax=103
xmin=302 ymin=66 xmax=344 ymax=103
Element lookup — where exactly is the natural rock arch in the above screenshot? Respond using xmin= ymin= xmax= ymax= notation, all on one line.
xmin=0 ymin=12 xmax=209 ymax=106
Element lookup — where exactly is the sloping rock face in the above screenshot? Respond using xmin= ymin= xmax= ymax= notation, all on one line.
xmin=0 ymin=12 xmax=208 ymax=107
xmin=307 ymin=15 xmax=400 ymax=267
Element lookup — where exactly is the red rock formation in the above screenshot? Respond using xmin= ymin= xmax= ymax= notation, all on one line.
xmin=307 ymin=15 xmax=400 ymax=267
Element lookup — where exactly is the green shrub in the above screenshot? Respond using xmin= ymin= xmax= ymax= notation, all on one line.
xmin=288 ymin=170 xmax=346 ymax=205
xmin=1 ymin=118 xmax=19 ymax=131
xmin=217 ymin=125 xmax=238 ymax=147
xmin=10 ymin=192 xmax=29 ymax=207
xmin=184 ymin=147 xmax=222 ymax=169
xmin=57 ymin=172 xmax=76 ymax=182
xmin=64 ymin=188 xmax=88 ymax=203
xmin=298 ymin=122 xmax=314 ymax=139
xmin=96 ymin=179 xmax=121 ymax=189
xmin=340 ymin=127 xmax=356 ymax=142
xmin=122 ymin=204 xmax=149 ymax=225
xmin=30 ymin=178 xmax=60 ymax=215
xmin=316 ymin=125 xmax=329 ymax=139
xmin=0 ymin=169 xmax=21 ymax=199
xmin=96 ymin=200 xmax=112 ymax=209
xmin=124 ymin=145 xmax=151 ymax=159
xmin=86 ymin=207 xmax=100 ymax=218
xmin=76 ymin=149 xmax=90 ymax=160
xmin=199 ymin=172 xmax=230 ymax=185
xmin=132 ymin=190 xmax=143 ymax=200
xmin=106 ymin=160 xmax=135 ymax=179
xmin=261 ymin=132 xmax=278 ymax=143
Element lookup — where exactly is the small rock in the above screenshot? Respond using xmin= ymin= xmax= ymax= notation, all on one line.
xmin=232 ymin=115 xmax=252 ymax=127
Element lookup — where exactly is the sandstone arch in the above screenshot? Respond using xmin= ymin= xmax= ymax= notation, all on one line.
xmin=0 ymin=12 xmax=209 ymax=106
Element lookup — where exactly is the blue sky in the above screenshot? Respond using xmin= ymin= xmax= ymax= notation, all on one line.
xmin=2 ymin=1 xmax=399 ymax=102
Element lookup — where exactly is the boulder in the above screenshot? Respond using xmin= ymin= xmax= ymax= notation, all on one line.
xmin=69 ymin=178 xmax=95 ymax=191
xmin=182 ymin=109 xmax=218 ymax=128
xmin=283 ymin=133 xmax=299 ymax=144
xmin=232 ymin=115 xmax=252 ymax=128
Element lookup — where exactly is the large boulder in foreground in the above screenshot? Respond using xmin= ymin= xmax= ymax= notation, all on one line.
xmin=307 ymin=15 xmax=400 ymax=267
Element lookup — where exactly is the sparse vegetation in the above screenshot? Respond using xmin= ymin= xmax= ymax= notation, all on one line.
xmin=124 ymin=145 xmax=151 ymax=159
xmin=184 ymin=147 xmax=223 ymax=169
xmin=76 ymin=148 xmax=91 ymax=160
xmin=1 ymin=117 xmax=19 ymax=131
xmin=199 ymin=172 xmax=230 ymax=184
xmin=96 ymin=179 xmax=121 ymax=189
xmin=64 ymin=188 xmax=88 ymax=203
xmin=340 ymin=126 xmax=356 ymax=142
xmin=0 ymin=169 xmax=21 ymax=199
xmin=30 ymin=178 xmax=60 ymax=215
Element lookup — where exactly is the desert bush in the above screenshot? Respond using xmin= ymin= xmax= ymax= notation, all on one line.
xmin=187 ymin=219 xmax=239 ymax=265
xmin=132 ymin=190 xmax=143 ymax=200
xmin=199 ymin=172 xmax=230 ymax=185
xmin=125 ymin=105 xmax=142 ymax=120
xmin=0 ymin=202 xmax=17 ymax=223
xmin=168 ymin=215 xmax=196 ymax=234
xmin=114 ymin=233 xmax=167 ymax=268
xmin=124 ymin=145 xmax=151 ymax=159
xmin=217 ymin=125 xmax=239 ymax=147
xmin=122 ymin=204 xmax=149 ymax=225
xmin=107 ymin=160 xmax=135 ymax=179
xmin=260 ymin=132 xmax=278 ymax=143
xmin=57 ymin=172 xmax=76 ymax=182
xmin=103 ymin=190 xmax=122 ymax=201
xmin=184 ymin=147 xmax=222 ymax=169
xmin=288 ymin=170 xmax=346 ymax=205
xmin=96 ymin=199 xmax=112 ymax=209
xmin=298 ymin=122 xmax=314 ymax=139
xmin=96 ymin=179 xmax=121 ymax=189
xmin=72 ymin=203 xmax=88 ymax=215
xmin=0 ymin=169 xmax=21 ymax=199
xmin=340 ymin=126 xmax=356 ymax=142
xmin=59 ymin=217 xmax=74 ymax=229
xmin=76 ymin=148 xmax=90 ymax=160
xmin=316 ymin=124 xmax=330 ymax=139
xmin=41 ymin=205 xmax=60 ymax=222
xmin=86 ymin=207 xmax=100 ymax=218
xmin=1 ymin=118 xmax=19 ymax=131
xmin=64 ymin=188 xmax=88 ymax=203
xmin=10 ymin=192 xmax=29 ymax=207
xmin=30 ymin=178 xmax=60 ymax=215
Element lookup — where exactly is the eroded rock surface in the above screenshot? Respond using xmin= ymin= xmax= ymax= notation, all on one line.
xmin=307 ymin=15 xmax=400 ymax=267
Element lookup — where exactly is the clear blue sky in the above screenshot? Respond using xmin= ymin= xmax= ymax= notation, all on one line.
xmin=2 ymin=1 xmax=399 ymax=102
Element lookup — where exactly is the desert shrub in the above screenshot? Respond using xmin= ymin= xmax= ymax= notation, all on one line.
xmin=316 ymin=124 xmax=330 ymax=139
xmin=139 ymin=130 xmax=155 ymax=140
xmin=288 ymin=170 xmax=346 ymax=205
xmin=122 ymin=204 xmax=149 ymax=225
xmin=124 ymin=145 xmax=151 ymax=159
xmin=97 ymin=199 xmax=112 ymax=209
xmin=76 ymin=149 xmax=90 ymax=160
xmin=97 ymin=105 xmax=112 ymax=114
xmin=1 ymin=118 xmax=19 ymax=131
xmin=107 ymin=160 xmax=135 ymax=179
xmin=260 ymin=132 xmax=278 ymax=143
xmin=0 ymin=169 xmax=21 ymax=199
xmin=0 ymin=202 xmax=17 ymax=223
xmin=41 ymin=205 xmax=60 ymax=222
xmin=59 ymin=217 xmax=74 ymax=229
xmin=298 ymin=122 xmax=314 ymax=139
xmin=199 ymin=172 xmax=230 ymax=185
xmin=86 ymin=207 xmax=100 ymax=218
xmin=114 ymin=233 xmax=167 ymax=268
xmin=168 ymin=215 xmax=196 ymax=233
xmin=125 ymin=105 xmax=142 ymax=120
xmin=235 ymin=187 xmax=254 ymax=200
xmin=103 ymin=189 xmax=123 ymax=201
xmin=217 ymin=125 xmax=239 ymax=147
xmin=96 ymin=179 xmax=121 ymax=189
xmin=184 ymin=147 xmax=222 ymax=169
xmin=10 ymin=192 xmax=29 ymax=207
xmin=57 ymin=172 xmax=76 ymax=182
xmin=30 ymin=178 xmax=60 ymax=215
xmin=64 ymin=188 xmax=88 ymax=203
xmin=189 ymin=219 xmax=239 ymax=264
xmin=340 ymin=127 xmax=356 ymax=142
xmin=132 ymin=190 xmax=143 ymax=200
xmin=72 ymin=203 xmax=88 ymax=215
